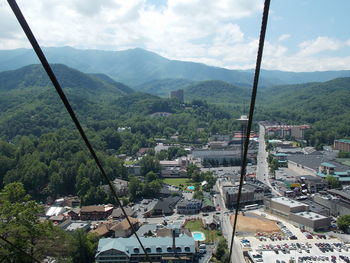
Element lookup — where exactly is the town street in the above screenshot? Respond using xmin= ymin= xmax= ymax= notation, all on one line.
xmin=256 ymin=124 xmax=281 ymax=196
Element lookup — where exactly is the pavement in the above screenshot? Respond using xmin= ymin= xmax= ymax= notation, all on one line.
xmin=256 ymin=124 xmax=281 ymax=196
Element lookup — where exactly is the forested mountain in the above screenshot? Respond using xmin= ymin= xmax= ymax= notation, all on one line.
xmin=0 ymin=64 xmax=239 ymax=203
xmin=2 ymin=47 xmax=350 ymax=90
xmin=134 ymin=78 xmax=194 ymax=96
xmin=184 ymin=80 xmax=251 ymax=104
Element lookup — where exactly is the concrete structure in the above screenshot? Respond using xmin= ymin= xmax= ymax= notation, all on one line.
xmin=290 ymin=211 xmax=331 ymax=231
xmin=264 ymin=197 xmax=331 ymax=231
xmin=313 ymin=193 xmax=350 ymax=217
xmin=334 ymin=139 xmax=350 ymax=152
xmin=177 ymin=199 xmax=202 ymax=214
xmin=95 ymin=235 xmax=196 ymax=263
xmin=223 ymin=184 xmax=264 ymax=208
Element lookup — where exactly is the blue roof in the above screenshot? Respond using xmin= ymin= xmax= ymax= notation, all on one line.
xmin=321 ymin=162 xmax=336 ymax=168
xmin=317 ymin=172 xmax=339 ymax=178
xmin=96 ymin=236 xmax=195 ymax=257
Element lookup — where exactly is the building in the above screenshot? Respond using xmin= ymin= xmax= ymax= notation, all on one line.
xmin=112 ymin=178 xmax=129 ymax=196
xmin=80 ymin=205 xmax=114 ymax=221
xmin=110 ymin=207 xmax=136 ymax=220
xmin=313 ymin=192 xmax=350 ymax=217
xmin=147 ymin=196 xmax=181 ymax=217
xmin=177 ymin=199 xmax=202 ymax=214
xmin=264 ymin=197 xmax=331 ymax=231
xmin=160 ymin=158 xmax=188 ymax=178
xmin=288 ymin=154 xmax=350 ymax=183
xmin=201 ymin=197 xmax=215 ymax=212
xmin=273 ymin=153 xmax=288 ymax=167
xmin=192 ymin=149 xmax=257 ymax=166
xmin=223 ymin=184 xmax=264 ymax=208
xmin=170 ymin=89 xmax=184 ymax=103
xmin=95 ymin=235 xmax=196 ymax=263
xmin=289 ymin=211 xmax=331 ymax=231
xmin=112 ymin=217 xmax=140 ymax=238
xmin=297 ymin=175 xmax=327 ymax=193
xmin=265 ymin=124 xmax=311 ymax=140
xmin=334 ymin=139 xmax=350 ymax=152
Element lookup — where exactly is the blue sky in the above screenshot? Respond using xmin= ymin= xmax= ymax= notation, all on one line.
xmin=0 ymin=0 xmax=350 ymax=72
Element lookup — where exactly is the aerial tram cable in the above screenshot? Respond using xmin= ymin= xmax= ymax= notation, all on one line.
xmin=7 ymin=0 xmax=153 ymax=262
xmin=228 ymin=0 xmax=271 ymax=261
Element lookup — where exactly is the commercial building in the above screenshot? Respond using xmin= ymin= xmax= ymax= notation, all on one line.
xmin=264 ymin=197 xmax=331 ymax=231
xmin=223 ymin=184 xmax=264 ymax=208
xmin=265 ymin=124 xmax=311 ymax=140
xmin=177 ymin=199 xmax=202 ymax=214
xmin=80 ymin=205 xmax=114 ymax=221
xmin=95 ymin=235 xmax=196 ymax=263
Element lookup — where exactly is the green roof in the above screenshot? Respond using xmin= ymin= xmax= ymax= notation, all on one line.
xmin=339 ymin=177 xmax=350 ymax=182
xmin=320 ymin=162 xmax=336 ymax=168
xmin=337 ymin=139 xmax=350 ymax=144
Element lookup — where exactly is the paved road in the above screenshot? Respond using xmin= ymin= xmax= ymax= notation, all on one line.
xmin=256 ymin=124 xmax=281 ymax=196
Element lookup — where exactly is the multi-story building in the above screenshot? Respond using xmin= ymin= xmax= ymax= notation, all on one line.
xmin=223 ymin=184 xmax=264 ymax=208
xmin=264 ymin=197 xmax=331 ymax=231
xmin=80 ymin=205 xmax=114 ymax=221
xmin=95 ymin=235 xmax=196 ymax=263
xmin=177 ymin=199 xmax=202 ymax=214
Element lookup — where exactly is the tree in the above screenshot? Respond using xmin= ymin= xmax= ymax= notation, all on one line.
xmin=216 ymin=238 xmax=228 ymax=260
xmin=70 ymin=230 xmax=98 ymax=263
xmin=0 ymin=182 xmax=71 ymax=262
xmin=337 ymin=215 xmax=350 ymax=232
xmin=326 ymin=175 xmax=340 ymax=189
xmin=140 ymin=155 xmax=160 ymax=176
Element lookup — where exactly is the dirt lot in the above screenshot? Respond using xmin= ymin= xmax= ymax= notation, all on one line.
xmin=230 ymin=213 xmax=280 ymax=233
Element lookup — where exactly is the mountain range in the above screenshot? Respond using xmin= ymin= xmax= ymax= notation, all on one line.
xmin=1 ymin=47 xmax=350 ymax=90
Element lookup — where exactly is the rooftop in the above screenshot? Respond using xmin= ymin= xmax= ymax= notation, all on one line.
xmin=293 ymin=211 xmax=328 ymax=221
xmin=272 ymin=197 xmax=309 ymax=208
xmin=96 ymin=236 xmax=195 ymax=257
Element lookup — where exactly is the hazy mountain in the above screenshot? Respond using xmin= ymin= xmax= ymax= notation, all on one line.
xmin=0 ymin=47 xmax=275 ymax=87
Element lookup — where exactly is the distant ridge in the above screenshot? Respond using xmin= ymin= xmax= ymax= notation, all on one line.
xmin=1 ymin=47 xmax=350 ymax=88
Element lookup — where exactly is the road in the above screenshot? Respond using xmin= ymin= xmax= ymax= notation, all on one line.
xmin=256 ymin=124 xmax=281 ymax=196
xmin=214 ymin=186 xmax=245 ymax=263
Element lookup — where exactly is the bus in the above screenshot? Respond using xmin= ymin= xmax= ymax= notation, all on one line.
xmin=243 ymin=204 xmax=259 ymax=211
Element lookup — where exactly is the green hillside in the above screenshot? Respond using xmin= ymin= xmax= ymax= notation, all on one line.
xmin=259 ymin=78 xmax=350 ymax=146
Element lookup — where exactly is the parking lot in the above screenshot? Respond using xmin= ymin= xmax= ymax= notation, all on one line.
xmin=243 ymin=210 xmax=350 ymax=263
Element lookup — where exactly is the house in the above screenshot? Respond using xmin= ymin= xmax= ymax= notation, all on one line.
xmin=67 ymin=207 xmax=80 ymax=220
xmin=80 ymin=205 xmax=114 ymax=221
xmin=95 ymin=235 xmax=196 ymax=263
xmin=60 ymin=219 xmax=91 ymax=232
xmin=147 ymin=196 xmax=181 ymax=217
xmin=90 ymin=221 xmax=119 ymax=238
xmin=110 ymin=207 xmax=136 ymax=220
xmin=177 ymin=199 xmax=202 ymax=214
xmin=111 ymin=217 xmax=140 ymax=238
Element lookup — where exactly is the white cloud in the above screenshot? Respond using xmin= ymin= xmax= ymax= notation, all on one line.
xmin=278 ymin=34 xmax=291 ymax=42
xmin=298 ymin=36 xmax=342 ymax=56
xmin=0 ymin=1 xmax=350 ymax=72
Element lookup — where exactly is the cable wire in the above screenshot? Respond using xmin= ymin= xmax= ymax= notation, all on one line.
xmin=228 ymin=0 xmax=271 ymax=261
xmin=7 ymin=1 xmax=153 ymax=262
xmin=0 ymin=235 xmax=41 ymax=263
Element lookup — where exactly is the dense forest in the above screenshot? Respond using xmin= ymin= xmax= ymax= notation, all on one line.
xmin=0 ymin=64 xmax=239 ymax=204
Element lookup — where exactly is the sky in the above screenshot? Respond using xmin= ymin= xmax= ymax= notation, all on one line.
xmin=1 ymin=0 xmax=350 ymax=72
